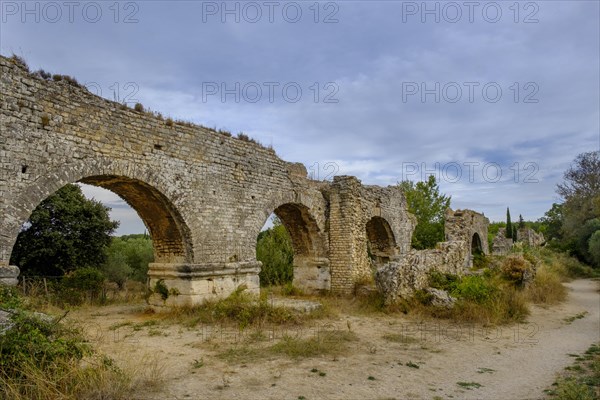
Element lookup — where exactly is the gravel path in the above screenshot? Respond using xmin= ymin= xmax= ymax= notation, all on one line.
xmin=71 ymin=279 xmax=600 ymax=400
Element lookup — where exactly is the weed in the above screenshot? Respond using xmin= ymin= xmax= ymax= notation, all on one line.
xmin=477 ymin=367 xmax=496 ymax=374
xmin=108 ymin=321 xmax=132 ymax=331
xmin=153 ymin=280 xmax=169 ymax=301
xmin=191 ymin=359 xmax=204 ymax=369
xmin=406 ymin=361 xmax=419 ymax=369
xmin=564 ymin=312 xmax=588 ymax=324
xmin=9 ymin=54 xmax=29 ymax=70
xmin=457 ymin=381 xmax=483 ymax=389
xmin=134 ymin=103 xmax=144 ymax=112
xmin=270 ymin=330 xmax=357 ymax=359
xmin=367 ymin=376 xmax=376 ymax=380
xmin=546 ymin=343 xmax=600 ymax=399
xmin=41 ymin=114 xmax=50 ymax=127
xmin=382 ymin=334 xmax=419 ymax=344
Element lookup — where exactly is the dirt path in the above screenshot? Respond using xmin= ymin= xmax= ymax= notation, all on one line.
xmin=70 ymin=279 xmax=600 ymax=400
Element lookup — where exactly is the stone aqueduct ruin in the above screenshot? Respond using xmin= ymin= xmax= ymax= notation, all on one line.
xmin=0 ymin=56 xmax=489 ymax=306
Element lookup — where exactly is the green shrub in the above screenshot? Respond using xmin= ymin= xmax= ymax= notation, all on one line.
xmin=256 ymin=224 xmax=293 ymax=286
xmin=428 ymin=270 xmax=460 ymax=292
xmin=57 ymin=267 xmax=105 ymax=305
xmin=0 ymin=285 xmax=23 ymax=309
xmin=473 ymin=252 xmax=489 ymax=269
xmin=451 ymin=275 xmax=497 ymax=304
xmin=154 ymin=279 xmax=169 ymax=301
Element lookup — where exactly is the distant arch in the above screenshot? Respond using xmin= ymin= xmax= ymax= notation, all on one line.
xmin=471 ymin=232 xmax=483 ymax=255
xmin=366 ymin=216 xmax=397 ymax=265
xmin=257 ymin=202 xmax=329 ymax=292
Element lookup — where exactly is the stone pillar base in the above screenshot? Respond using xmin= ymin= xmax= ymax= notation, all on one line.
xmin=147 ymin=261 xmax=260 ymax=309
xmin=293 ymin=257 xmax=331 ymax=293
xmin=0 ymin=265 xmax=19 ymax=286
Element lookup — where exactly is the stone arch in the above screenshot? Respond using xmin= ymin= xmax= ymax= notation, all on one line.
xmin=258 ymin=202 xmax=330 ymax=292
xmin=366 ymin=216 xmax=397 ymax=266
xmin=4 ymin=161 xmax=194 ymax=267
xmin=471 ymin=232 xmax=483 ymax=255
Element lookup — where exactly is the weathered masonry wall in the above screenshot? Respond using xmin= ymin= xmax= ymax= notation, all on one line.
xmin=445 ymin=208 xmax=490 ymax=256
xmin=375 ymin=209 xmax=490 ymax=304
xmin=0 ymin=55 xmax=418 ymax=304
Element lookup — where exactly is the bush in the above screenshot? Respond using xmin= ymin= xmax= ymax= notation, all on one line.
xmin=588 ymin=230 xmax=600 ymax=268
xmin=0 ymin=311 xmax=89 ymax=379
xmin=500 ymin=254 xmax=534 ymax=286
xmin=428 ymin=270 xmax=460 ymax=292
xmin=452 ymin=275 xmax=497 ymax=304
xmin=0 ymin=286 xmax=23 ymax=309
xmin=57 ymin=267 xmax=105 ymax=305
xmin=0 ymin=289 xmax=155 ymax=399
xmin=527 ymin=267 xmax=567 ymax=304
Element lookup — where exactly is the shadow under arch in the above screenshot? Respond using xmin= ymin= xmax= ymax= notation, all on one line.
xmin=471 ymin=232 xmax=483 ymax=255
xmin=4 ymin=164 xmax=194 ymax=267
xmin=80 ymin=175 xmax=193 ymax=263
xmin=261 ymin=202 xmax=330 ymax=292
xmin=366 ymin=216 xmax=397 ymax=266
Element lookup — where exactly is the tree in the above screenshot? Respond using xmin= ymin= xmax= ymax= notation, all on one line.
xmin=256 ymin=218 xmax=294 ymax=286
xmin=10 ymin=184 xmax=119 ymax=276
xmin=557 ymin=151 xmax=600 ymax=201
xmin=399 ymin=175 xmax=451 ymax=249
xmin=589 ymin=231 xmax=600 ymax=267
xmin=538 ymin=203 xmax=564 ymax=242
xmin=518 ymin=214 xmax=525 ymax=229
xmin=101 ymin=234 xmax=154 ymax=286
xmin=506 ymin=208 xmax=513 ymax=239
xmin=555 ymin=151 xmax=600 ymax=263
xmin=512 ymin=225 xmax=518 ymax=243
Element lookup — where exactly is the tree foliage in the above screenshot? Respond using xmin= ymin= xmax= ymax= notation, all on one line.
xmin=538 ymin=203 xmax=564 ymax=243
xmin=256 ymin=218 xmax=294 ymax=286
xmin=102 ymin=234 xmax=154 ymax=287
xmin=589 ymin=231 xmax=600 ymax=267
xmin=538 ymin=151 xmax=600 ymax=266
xmin=399 ymin=175 xmax=451 ymax=250
xmin=10 ymin=184 xmax=118 ymax=276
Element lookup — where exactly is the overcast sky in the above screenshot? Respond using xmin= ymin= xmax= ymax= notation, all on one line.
xmin=2 ymin=1 xmax=599 ymax=234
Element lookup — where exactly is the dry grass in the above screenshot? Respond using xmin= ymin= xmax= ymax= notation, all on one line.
xmin=0 ymin=353 xmax=165 ymax=400
xmin=527 ymin=266 xmax=568 ymax=304
xmin=216 ymin=329 xmax=358 ymax=364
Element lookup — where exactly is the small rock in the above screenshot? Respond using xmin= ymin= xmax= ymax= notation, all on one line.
xmin=425 ymin=288 xmax=456 ymax=308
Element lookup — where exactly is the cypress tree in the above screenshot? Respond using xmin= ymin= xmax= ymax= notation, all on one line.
xmin=512 ymin=225 xmax=518 ymax=242
xmin=506 ymin=207 xmax=513 ymax=239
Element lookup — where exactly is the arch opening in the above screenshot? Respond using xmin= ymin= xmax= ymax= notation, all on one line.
xmin=366 ymin=216 xmax=397 ymax=266
xmin=79 ymin=175 xmax=193 ymax=263
xmin=257 ymin=203 xmax=329 ymax=292
xmin=7 ymin=175 xmax=193 ymax=275
xmin=471 ymin=232 xmax=483 ymax=255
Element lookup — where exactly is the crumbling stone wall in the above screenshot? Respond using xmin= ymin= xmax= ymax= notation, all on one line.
xmin=492 ymin=228 xmax=514 ymax=255
xmin=375 ymin=241 xmax=468 ymax=303
xmin=0 ymin=55 xmax=417 ymax=302
xmin=492 ymin=227 xmax=545 ymax=256
xmin=517 ymin=228 xmax=545 ymax=247
xmin=328 ymin=176 xmax=416 ymax=293
xmin=445 ymin=208 xmax=490 ymax=255
xmin=375 ymin=208 xmax=489 ymax=303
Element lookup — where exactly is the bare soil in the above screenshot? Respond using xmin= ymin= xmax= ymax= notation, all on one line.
xmin=69 ymin=279 xmax=600 ymax=400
